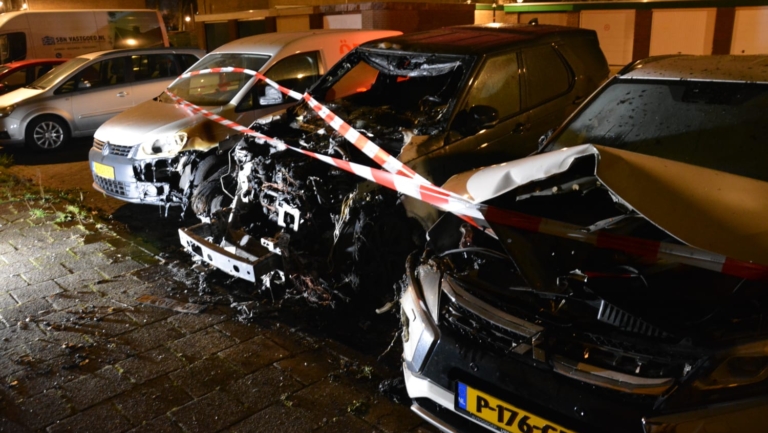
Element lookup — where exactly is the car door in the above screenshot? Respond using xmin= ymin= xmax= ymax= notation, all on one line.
xmin=234 ymin=51 xmax=321 ymax=126
xmin=70 ymin=57 xmax=133 ymax=134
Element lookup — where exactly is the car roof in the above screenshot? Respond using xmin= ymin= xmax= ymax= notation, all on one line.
xmin=359 ymin=24 xmax=597 ymax=56
xmin=620 ymin=55 xmax=768 ymax=83
xmin=1 ymin=59 xmax=65 ymax=67
xmin=210 ymin=29 xmax=399 ymax=56
xmin=76 ymin=47 xmax=205 ymax=61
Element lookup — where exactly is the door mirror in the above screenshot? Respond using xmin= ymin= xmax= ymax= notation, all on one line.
xmin=78 ymin=80 xmax=92 ymax=90
xmin=468 ymin=105 xmax=499 ymax=130
xmin=258 ymin=85 xmax=283 ymax=106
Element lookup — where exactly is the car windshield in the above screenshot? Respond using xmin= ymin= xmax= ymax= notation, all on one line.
xmin=28 ymin=58 xmax=89 ymax=90
xmin=301 ymin=49 xmax=471 ymax=140
xmin=547 ymin=80 xmax=768 ymax=182
xmin=161 ymin=53 xmax=270 ymax=106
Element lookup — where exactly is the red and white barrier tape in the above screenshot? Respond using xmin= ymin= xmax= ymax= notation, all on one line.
xmin=170 ymin=73 xmax=768 ymax=281
xmin=177 ymin=67 xmax=428 ymax=184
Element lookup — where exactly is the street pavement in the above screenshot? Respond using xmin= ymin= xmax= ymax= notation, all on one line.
xmin=0 ymin=196 xmax=435 ymax=432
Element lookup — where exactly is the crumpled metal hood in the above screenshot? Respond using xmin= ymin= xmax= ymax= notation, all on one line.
xmin=94 ymin=98 xmax=221 ymax=146
xmin=442 ymin=144 xmax=768 ymax=266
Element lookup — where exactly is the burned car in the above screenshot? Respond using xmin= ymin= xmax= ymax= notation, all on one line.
xmin=179 ymin=24 xmax=608 ymax=304
xmin=401 ymin=55 xmax=768 ymax=433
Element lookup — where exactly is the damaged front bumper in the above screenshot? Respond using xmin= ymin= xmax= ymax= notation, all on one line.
xmin=179 ymin=218 xmax=283 ymax=283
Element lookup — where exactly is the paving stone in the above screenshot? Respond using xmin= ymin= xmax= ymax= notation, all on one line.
xmin=116 ymin=346 xmax=186 ymax=384
xmin=23 ymin=337 xmax=73 ymax=362
xmin=170 ymin=390 xmax=249 ymax=433
xmin=66 ymin=311 xmax=139 ymax=338
xmin=0 ymin=241 xmax=16 ymax=255
xmin=13 ymin=389 xmax=74 ymax=430
xmin=113 ymin=319 xmax=184 ymax=353
xmin=275 ymin=349 xmax=341 ymax=385
xmin=125 ymin=415 xmax=185 ymax=433
xmin=316 ymin=414 xmax=385 ymax=433
xmin=0 ymin=297 xmax=53 ymax=327
xmin=362 ymin=395 xmax=424 ymax=433
xmin=168 ymin=356 xmax=243 ymax=398
xmin=4 ymin=354 xmax=93 ymax=398
xmin=214 ymin=319 xmax=264 ymax=343
xmin=0 ymin=346 xmax=32 ymax=378
xmin=165 ymin=307 xmax=229 ymax=335
xmin=0 ymin=275 xmax=28 ymax=291
xmin=226 ymin=365 xmax=304 ymax=411
xmin=261 ymin=327 xmax=318 ymax=355
xmin=216 ymin=336 xmax=290 ymax=375
xmin=0 ymin=323 xmax=47 ymax=349
xmin=289 ymin=378 xmax=370 ymax=427
xmin=10 ymin=280 xmax=63 ymax=305
xmin=21 ymin=264 xmax=71 ymax=285
xmin=8 ymin=237 xmax=52 ymax=252
xmin=46 ymin=402 xmax=133 ymax=433
xmin=52 ymin=269 xmax=104 ymax=291
xmin=96 ymin=259 xmax=145 ymax=278
xmin=123 ymin=304 xmax=176 ymax=326
xmin=61 ymin=255 xmax=113 ymax=273
xmin=228 ymin=403 xmax=318 ymax=433
xmin=0 ymin=292 xmax=19 ymax=309
xmin=0 ymin=417 xmax=31 ymax=433
xmin=46 ymin=290 xmax=109 ymax=311
xmin=167 ymin=327 xmax=237 ymax=363
xmin=61 ymin=366 xmax=134 ymax=411
xmin=31 ymin=250 xmax=79 ymax=267
xmin=112 ymin=376 xmax=193 ymax=426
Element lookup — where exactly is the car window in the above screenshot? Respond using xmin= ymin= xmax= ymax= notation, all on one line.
xmin=522 ymin=45 xmax=571 ymax=108
xmin=55 ymin=57 xmax=127 ymax=94
xmin=33 ymin=64 xmax=56 ymax=80
xmin=462 ymin=52 xmax=521 ymax=119
xmin=0 ymin=32 xmax=26 ymax=63
xmin=132 ymin=53 xmax=179 ymax=82
xmin=163 ymin=53 xmax=270 ymax=106
xmin=547 ymin=80 xmax=768 ymax=182
xmin=237 ymin=52 xmax=321 ymax=112
xmin=177 ymin=54 xmax=199 ymax=71
xmin=2 ymin=67 xmax=28 ymax=88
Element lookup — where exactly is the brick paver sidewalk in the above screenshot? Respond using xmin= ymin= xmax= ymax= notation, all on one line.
xmin=0 ymin=202 xmax=433 ymax=433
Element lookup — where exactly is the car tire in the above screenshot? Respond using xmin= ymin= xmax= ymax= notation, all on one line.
xmin=25 ymin=115 xmax=70 ymax=151
xmin=190 ymin=165 xmax=235 ymax=220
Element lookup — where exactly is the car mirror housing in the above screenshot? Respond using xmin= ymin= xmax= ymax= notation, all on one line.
xmin=468 ymin=104 xmax=499 ymax=130
xmin=259 ymin=86 xmax=283 ymax=106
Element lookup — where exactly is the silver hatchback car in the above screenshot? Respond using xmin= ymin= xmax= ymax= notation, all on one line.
xmin=0 ymin=47 xmax=203 ymax=151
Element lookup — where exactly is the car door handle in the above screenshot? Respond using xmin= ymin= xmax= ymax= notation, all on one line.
xmin=513 ymin=123 xmax=530 ymax=134
xmin=117 ymin=91 xmax=128 ymax=97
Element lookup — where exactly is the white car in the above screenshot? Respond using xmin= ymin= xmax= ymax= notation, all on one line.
xmin=0 ymin=47 xmax=203 ymax=151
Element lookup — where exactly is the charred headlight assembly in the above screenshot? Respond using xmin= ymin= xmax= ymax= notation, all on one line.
xmin=0 ymin=104 xmax=15 ymax=118
xmin=137 ymin=133 xmax=188 ymax=158
xmin=695 ymin=341 xmax=768 ymax=390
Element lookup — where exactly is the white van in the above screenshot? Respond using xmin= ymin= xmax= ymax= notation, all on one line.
xmin=0 ymin=10 xmax=169 ymax=63
xmin=89 ymin=29 xmax=400 ymax=209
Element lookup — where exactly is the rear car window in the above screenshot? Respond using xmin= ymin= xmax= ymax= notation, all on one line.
xmin=522 ymin=45 xmax=571 ymax=108
xmin=548 ymin=80 xmax=768 ymax=182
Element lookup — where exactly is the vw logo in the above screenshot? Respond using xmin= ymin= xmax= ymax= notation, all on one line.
xmin=102 ymin=142 xmax=110 ymax=156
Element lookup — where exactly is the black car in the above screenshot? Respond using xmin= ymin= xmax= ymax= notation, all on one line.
xmin=179 ymin=24 xmax=608 ymax=306
xmin=400 ymin=55 xmax=768 ymax=433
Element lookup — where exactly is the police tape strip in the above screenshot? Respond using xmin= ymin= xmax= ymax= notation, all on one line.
xmin=167 ymin=84 xmax=768 ymax=281
xmin=177 ymin=67 xmax=428 ymax=184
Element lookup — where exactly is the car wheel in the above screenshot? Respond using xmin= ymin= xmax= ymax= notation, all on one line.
xmin=26 ymin=115 xmax=70 ymax=151
xmin=190 ymin=165 xmax=235 ymax=220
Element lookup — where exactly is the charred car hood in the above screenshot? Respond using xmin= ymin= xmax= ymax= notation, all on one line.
xmin=443 ymin=144 xmax=768 ymax=267
xmin=94 ymin=98 xmax=229 ymax=148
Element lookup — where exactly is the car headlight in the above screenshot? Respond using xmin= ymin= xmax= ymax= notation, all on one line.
xmin=694 ymin=341 xmax=768 ymax=390
xmin=0 ymin=105 xmax=16 ymax=118
xmin=138 ymin=133 xmax=188 ymax=158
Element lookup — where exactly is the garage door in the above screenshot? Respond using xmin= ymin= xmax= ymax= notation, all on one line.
xmin=580 ymin=10 xmax=635 ymax=66
xmin=649 ymin=8 xmax=716 ymax=55
xmin=732 ymin=7 xmax=768 ymax=54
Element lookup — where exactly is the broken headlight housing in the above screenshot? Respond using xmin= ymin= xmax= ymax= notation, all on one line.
xmin=695 ymin=340 xmax=768 ymax=390
xmin=136 ymin=133 xmax=188 ymax=159
xmin=0 ymin=104 xmax=15 ymax=118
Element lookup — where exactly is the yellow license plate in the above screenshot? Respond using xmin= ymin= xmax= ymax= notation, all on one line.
xmin=93 ymin=162 xmax=115 ymax=180
xmin=456 ymin=382 xmax=575 ymax=433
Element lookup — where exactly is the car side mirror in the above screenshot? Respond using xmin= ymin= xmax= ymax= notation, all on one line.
xmin=258 ymin=85 xmax=283 ymax=106
xmin=78 ymin=80 xmax=92 ymax=90
xmin=468 ymin=105 xmax=499 ymax=130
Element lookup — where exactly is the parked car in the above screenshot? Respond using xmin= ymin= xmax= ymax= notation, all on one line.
xmin=0 ymin=47 xmax=203 ymax=151
xmin=88 ymin=29 xmax=400 ymax=207
xmin=178 ymin=24 xmax=608 ymax=305
xmin=0 ymin=59 xmax=65 ymax=95
xmin=401 ymin=55 xmax=768 ymax=433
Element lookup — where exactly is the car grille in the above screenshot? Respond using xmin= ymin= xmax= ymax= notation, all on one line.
xmin=94 ymin=175 xmax=128 ymax=197
xmin=92 ymin=139 xmax=132 ymax=157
